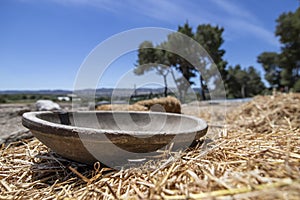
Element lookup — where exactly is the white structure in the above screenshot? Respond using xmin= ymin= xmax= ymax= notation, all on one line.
xmin=36 ymin=100 xmax=61 ymax=111
xmin=57 ymin=96 xmax=71 ymax=101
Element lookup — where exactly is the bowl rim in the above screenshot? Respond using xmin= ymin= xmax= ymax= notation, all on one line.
xmin=22 ymin=111 xmax=208 ymax=137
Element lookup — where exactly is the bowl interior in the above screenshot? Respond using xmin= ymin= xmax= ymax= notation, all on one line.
xmin=36 ymin=111 xmax=202 ymax=134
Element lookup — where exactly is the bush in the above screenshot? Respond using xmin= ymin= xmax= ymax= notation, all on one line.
xmin=294 ymin=79 xmax=300 ymax=92
xmin=0 ymin=97 xmax=7 ymax=103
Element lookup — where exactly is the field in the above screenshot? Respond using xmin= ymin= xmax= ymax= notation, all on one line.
xmin=0 ymin=93 xmax=299 ymax=199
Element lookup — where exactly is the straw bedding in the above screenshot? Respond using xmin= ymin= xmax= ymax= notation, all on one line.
xmin=134 ymin=96 xmax=181 ymax=113
xmin=96 ymin=104 xmax=148 ymax=112
xmin=0 ymin=93 xmax=299 ymax=199
xmin=96 ymin=96 xmax=181 ymax=114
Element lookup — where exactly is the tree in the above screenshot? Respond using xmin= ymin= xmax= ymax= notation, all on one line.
xmin=227 ymin=65 xmax=265 ymax=98
xmin=258 ymin=7 xmax=300 ymax=91
xmin=276 ymin=7 xmax=300 ymax=89
xmin=247 ymin=66 xmax=265 ymax=96
xmin=294 ymin=79 xmax=300 ymax=92
xmin=135 ymin=22 xmax=228 ymax=102
xmin=227 ymin=65 xmax=247 ymax=98
xmin=170 ymin=23 xmax=227 ymax=100
xmin=257 ymin=52 xmax=281 ymax=88
xmin=194 ymin=24 xmax=227 ymax=100
xmin=226 ymin=67 xmax=240 ymax=98
xmin=195 ymin=25 xmax=227 ymax=80
xmin=135 ymin=41 xmax=170 ymax=97
xmin=172 ymin=23 xmax=197 ymax=101
xmin=135 ymin=23 xmax=199 ymax=102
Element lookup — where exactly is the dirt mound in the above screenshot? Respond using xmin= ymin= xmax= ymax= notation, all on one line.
xmin=0 ymin=93 xmax=299 ymax=199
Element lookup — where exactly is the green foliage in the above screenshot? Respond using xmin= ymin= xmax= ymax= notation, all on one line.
xmin=136 ymin=22 xmax=270 ymax=100
xmin=135 ymin=41 xmax=171 ymax=97
xmin=194 ymin=24 xmax=227 ymax=100
xmin=247 ymin=66 xmax=266 ymax=96
xmin=258 ymin=7 xmax=300 ymax=90
xmin=135 ymin=22 xmax=227 ymax=102
xmin=227 ymin=65 xmax=265 ymax=98
xmin=0 ymin=94 xmax=58 ymax=103
xmin=195 ymin=24 xmax=227 ymax=81
xmin=95 ymin=96 xmax=110 ymax=102
xmin=257 ymin=52 xmax=281 ymax=88
xmin=0 ymin=96 xmax=7 ymax=103
xmin=294 ymin=79 xmax=300 ymax=92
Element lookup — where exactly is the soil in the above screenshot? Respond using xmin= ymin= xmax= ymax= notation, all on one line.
xmin=0 ymin=103 xmax=72 ymax=144
xmin=0 ymin=104 xmax=32 ymax=144
xmin=0 ymin=101 xmax=241 ymax=145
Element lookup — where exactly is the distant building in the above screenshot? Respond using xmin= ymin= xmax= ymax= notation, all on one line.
xmin=67 ymin=94 xmax=81 ymax=101
xmin=57 ymin=96 xmax=71 ymax=101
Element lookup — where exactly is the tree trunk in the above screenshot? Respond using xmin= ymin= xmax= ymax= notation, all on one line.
xmin=241 ymin=85 xmax=245 ymax=98
xmin=163 ymin=75 xmax=168 ymax=97
xmin=200 ymin=75 xmax=206 ymax=100
xmin=170 ymin=68 xmax=183 ymax=101
xmin=179 ymin=91 xmax=183 ymax=103
xmin=183 ymin=89 xmax=187 ymax=103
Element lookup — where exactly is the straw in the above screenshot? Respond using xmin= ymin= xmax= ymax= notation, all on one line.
xmin=0 ymin=93 xmax=299 ymax=199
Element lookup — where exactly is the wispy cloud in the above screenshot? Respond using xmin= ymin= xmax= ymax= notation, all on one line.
xmin=131 ymin=0 xmax=279 ymax=47
xmin=224 ymin=18 xmax=278 ymax=47
xmin=210 ymin=0 xmax=259 ymax=23
xmin=20 ymin=0 xmax=279 ymax=47
xmin=125 ymin=0 xmax=212 ymax=24
xmin=210 ymin=0 xmax=279 ymax=47
xmin=20 ymin=0 xmax=122 ymax=12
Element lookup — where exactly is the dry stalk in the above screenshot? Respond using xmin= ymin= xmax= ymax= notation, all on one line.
xmin=0 ymin=93 xmax=299 ymax=199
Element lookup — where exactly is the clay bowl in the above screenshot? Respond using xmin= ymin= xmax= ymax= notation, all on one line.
xmin=22 ymin=111 xmax=208 ymax=166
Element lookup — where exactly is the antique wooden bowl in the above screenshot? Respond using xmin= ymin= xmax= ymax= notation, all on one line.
xmin=22 ymin=111 xmax=208 ymax=166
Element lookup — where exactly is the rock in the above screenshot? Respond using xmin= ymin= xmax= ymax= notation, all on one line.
xmin=35 ymin=100 xmax=61 ymax=111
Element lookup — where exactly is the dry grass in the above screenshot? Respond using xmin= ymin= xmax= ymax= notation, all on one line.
xmin=135 ymin=96 xmax=181 ymax=113
xmin=96 ymin=96 xmax=181 ymax=114
xmin=96 ymin=96 xmax=181 ymax=113
xmin=96 ymin=104 xmax=148 ymax=112
xmin=1 ymin=93 xmax=300 ymax=199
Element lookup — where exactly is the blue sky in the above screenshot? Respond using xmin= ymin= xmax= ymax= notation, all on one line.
xmin=0 ymin=0 xmax=298 ymax=90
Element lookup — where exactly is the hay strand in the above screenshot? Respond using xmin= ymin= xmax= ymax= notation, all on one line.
xmin=0 ymin=93 xmax=299 ymax=199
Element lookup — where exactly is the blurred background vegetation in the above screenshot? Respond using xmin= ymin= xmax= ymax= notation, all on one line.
xmin=0 ymin=94 xmax=58 ymax=104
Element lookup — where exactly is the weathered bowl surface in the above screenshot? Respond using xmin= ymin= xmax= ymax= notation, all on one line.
xmin=22 ymin=111 xmax=207 ymax=166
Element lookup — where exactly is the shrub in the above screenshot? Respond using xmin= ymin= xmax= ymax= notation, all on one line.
xmin=294 ymin=79 xmax=300 ymax=92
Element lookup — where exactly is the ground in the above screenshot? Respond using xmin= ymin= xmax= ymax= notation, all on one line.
xmin=0 ymin=104 xmax=32 ymax=144
xmin=1 ymin=95 xmax=298 ymax=199
xmin=0 ymin=100 xmax=241 ymax=144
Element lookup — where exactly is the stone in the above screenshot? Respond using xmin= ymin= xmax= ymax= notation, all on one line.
xmin=35 ymin=100 xmax=61 ymax=111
